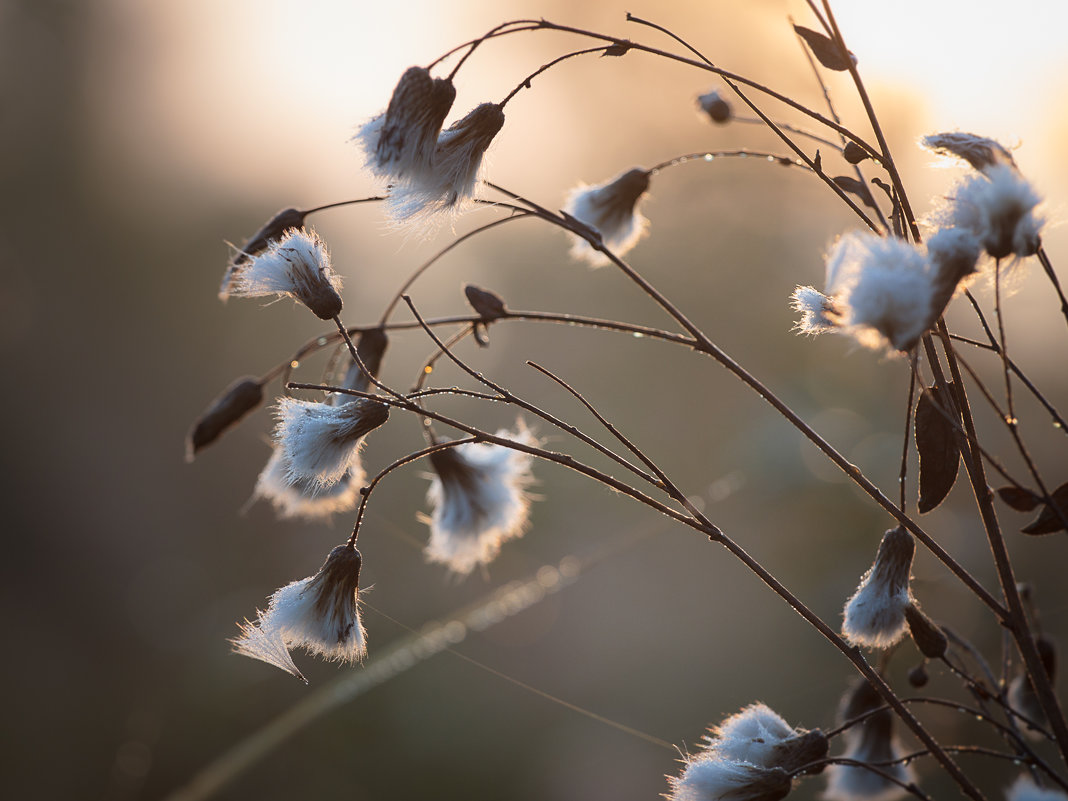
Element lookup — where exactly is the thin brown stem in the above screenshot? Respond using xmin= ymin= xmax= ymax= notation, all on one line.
xmin=301 ymin=196 xmax=386 ymax=215
xmin=730 ymin=115 xmax=842 ymax=152
xmin=499 ymin=46 xmax=609 ymax=107
xmin=648 ymin=148 xmax=806 ymax=174
xmin=346 ymin=437 xmax=478 ymax=547
xmin=933 ymin=318 xmax=1068 ymax=766
xmin=1037 ymin=246 xmax=1068 ymax=332
xmin=626 ymin=14 xmax=881 ymax=233
xmin=378 ymin=212 xmax=534 ymax=325
xmin=956 ymin=293 xmax=1068 ymax=434
xmin=400 ymin=297 xmax=667 ymax=491
xmin=489 ymin=181 xmax=1006 ymax=618
xmin=288 ymin=380 xmax=700 ymax=531
xmin=819 ymin=0 xmax=919 ymax=242
xmin=331 ymin=317 xmax=405 ymax=403
xmin=789 ymin=17 xmax=890 ymax=230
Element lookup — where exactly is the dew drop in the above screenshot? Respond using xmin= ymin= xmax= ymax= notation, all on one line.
xmin=704 ymin=153 xmax=714 ymax=162
xmin=316 ymin=337 xmax=328 ymax=346
xmin=766 ymin=155 xmax=775 ymax=162
xmin=290 ymin=360 xmax=300 ymax=369
xmin=739 ymin=152 xmax=748 ymax=159
xmin=1053 ymin=420 xmax=1062 ymax=429
xmin=1013 ymin=760 xmax=1022 ymax=766
xmin=424 ymin=365 xmax=433 ymax=374
xmin=632 ymin=331 xmax=644 ymax=338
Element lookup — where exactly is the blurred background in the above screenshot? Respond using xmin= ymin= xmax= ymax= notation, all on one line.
xmin=4 ymin=0 xmax=1068 ymax=799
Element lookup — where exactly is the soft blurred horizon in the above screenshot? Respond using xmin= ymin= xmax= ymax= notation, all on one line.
xmin=4 ymin=1 xmax=1068 ymax=799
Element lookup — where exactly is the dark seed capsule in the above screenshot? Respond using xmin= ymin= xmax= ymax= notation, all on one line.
xmin=187 ymin=376 xmax=264 ymax=460
xmin=908 ymin=664 xmax=928 ymax=688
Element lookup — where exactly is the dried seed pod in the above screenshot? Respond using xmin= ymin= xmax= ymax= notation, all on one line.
xmin=793 ymin=25 xmax=855 ymax=71
xmin=907 ymin=663 xmax=929 ymax=688
xmin=333 ymin=328 xmax=389 ymax=400
xmin=220 ymin=207 xmax=308 ymax=299
xmin=186 ymin=376 xmax=264 ymax=461
xmin=997 ymin=486 xmax=1041 ymax=512
xmin=1021 ymin=482 xmax=1068 ymax=535
xmin=464 ymin=284 xmax=508 ymax=321
xmin=915 ymin=382 xmax=961 ymax=513
xmin=697 ymin=88 xmax=732 ymax=123
xmin=843 ymin=141 xmax=869 ymax=164
xmin=905 ymin=602 xmax=948 ymax=659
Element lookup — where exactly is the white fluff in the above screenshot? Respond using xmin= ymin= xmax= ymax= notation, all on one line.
xmin=230 ymin=228 xmax=343 ymax=319
xmin=669 ymin=759 xmax=790 ymax=801
xmin=230 ymin=616 xmax=305 ymax=682
xmin=354 ymin=66 xmax=456 ymax=184
xmin=709 ymin=704 xmax=798 ymax=766
xmin=266 ymin=578 xmax=366 ymax=662
xmin=273 ymin=397 xmax=386 ymax=488
xmin=842 ymin=572 xmax=910 ymax=649
xmin=564 ymin=168 xmax=651 ymax=267
xmin=825 ymin=681 xmax=915 ymax=801
xmin=824 ymin=232 xmax=937 ymax=352
xmin=823 ymin=745 xmax=914 ymax=801
xmin=668 ymin=703 xmax=825 ymax=801
xmin=232 ymin=546 xmax=367 ymax=680
xmin=790 ymin=285 xmax=837 ymax=335
xmin=842 ymin=528 xmax=914 ymax=649
xmin=1006 ymin=775 xmax=1068 ymax=801
xmin=921 ymin=132 xmax=1015 ymax=173
xmin=424 ymin=425 xmax=536 ymax=575
xmin=946 ymin=164 xmax=1043 ymax=259
xmin=252 ymin=447 xmax=364 ymax=521
xmin=388 ymin=103 xmax=505 ymax=225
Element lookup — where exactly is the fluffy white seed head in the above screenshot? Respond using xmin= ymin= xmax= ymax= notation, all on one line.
xmin=824 ymin=232 xmax=939 ymax=352
xmin=354 ymin=66 xmax=456 ymax=183
xmin=424 ymin=425 xmax=536 ymax=575
xmin=710 ymin=704 xmax=796 ymax=764
xmin=791 ymin=285 xmax=838 ymax=335
xmin=668 ymin=759 xmax=792 ymax=801
xmin=388 ymin=102 xmax=505 ymax=225
xmin=945 ymin=165 xmax=1043 ymax=260
xmin=825 ymin=680 xmax=915 ymax=801
xmin=252 ymin=447 xmax=364 ymax=521
xmin=230 ymin=228 xmax=344 ymax=320
xmin=564 ymin=167 xmax=651 ymax=266
xmin=1006 ymin=775 xmax=1068 ymax=801
xmin=668 ymin=704 xmax=824 ymax=801
xmin=926 ymin=226 xmax=982 ymax=322
xmin=796 ymin=229 xmax=980 ymax=350
xmin=921 ymin=132 xmax=1015 ymax=173
xmin=842 ymin=528 xmax=915 ymax=649
xmin=707 ymin=703 xmax=828 ymax=775
xmin=823 ymin=740 xmax=914 ymax=801
xmin=232 ymin=545 xmax=367 ymax=679
xmin=220 ymin=207 xmax=308 ymax=300
xmin=273 ymin=396 xmax=388 ymax=488
xmin=1007 ymin=635 xmax=1056 ymax=740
